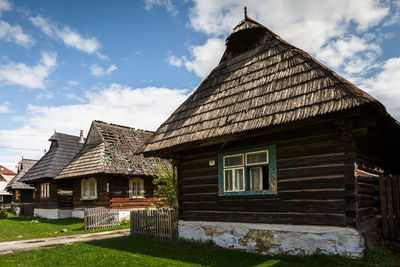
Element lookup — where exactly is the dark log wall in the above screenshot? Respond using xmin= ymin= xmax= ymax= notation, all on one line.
xmin=34 ymin=180 xmax=58 ymax=209
xmin=354 ymin=159 xmax=382 ymax=233
xmin=57 ymin=181 xmax=74 ymax=209
xmin=11 ymin=189 xmax=34 ymax=203
xmin=177 ymin=121 xmax=357 ymax=227
xmin=109 ymin=175 xmax=155 ymax=208
xmin=72 ymin=175 xmax=155 ymax=209
xmin=73 ymin=176 xmax=109 ymax=208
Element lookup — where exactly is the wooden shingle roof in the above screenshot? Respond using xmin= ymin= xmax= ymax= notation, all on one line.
xmin=20 ymin=132 xmax=84 ymax=183
xmin=5 ymin=159 xmax=37 ymax=190
xmin=143 ymin=16 xmax=386 ymax=154
xmin=55 ymin=120 xmax=170 ymax=179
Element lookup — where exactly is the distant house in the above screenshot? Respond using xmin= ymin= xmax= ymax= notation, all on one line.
xmin=19 ymin=132 xmax=84 ymax=219
xmin=55 ymin=120 xmax=171 ymax=220
xmin=0 ymin=165 xmax=15 ymax=209
xmin=5 ymin=158 xmax=38 ymax=216
xmin=143 ymin=13 xmax=400 ymax=257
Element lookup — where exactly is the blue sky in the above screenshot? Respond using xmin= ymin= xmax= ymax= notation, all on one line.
xmin=1 ymin=0 xmax=400 ymax=170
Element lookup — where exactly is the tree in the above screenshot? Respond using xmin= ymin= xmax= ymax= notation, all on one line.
xmin=152 ymin=164 xmax=177 ymax=210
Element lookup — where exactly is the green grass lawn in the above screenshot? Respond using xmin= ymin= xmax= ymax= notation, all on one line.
xmin=0 ymin=236 xmax=394 ymax=267
xmin=0 ymin=212 xmax=129 ymax=242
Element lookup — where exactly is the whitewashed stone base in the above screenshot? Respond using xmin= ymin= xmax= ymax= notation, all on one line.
xmin=34 ymin=208 xmax=72 ymax=219
xmin=179 ymin=221 xmax=365 ymax=258
xmin=72 ymin=209 xmax=84 ymax=219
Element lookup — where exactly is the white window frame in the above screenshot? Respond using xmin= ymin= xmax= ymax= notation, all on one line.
xmin=129 ymin=178 xmax=144 ymax=199
xmin=223 ymin=154 xmax=244 ymax=168
xmin=245 ymin=150 xmax=269 ymax=166
xmin=223 ymin=167 xmax=245 ymax=192
xmin=40 ymin=183 xmax=50 ymax=198
xmin=81 ymin=178 xmax=97 ymax=200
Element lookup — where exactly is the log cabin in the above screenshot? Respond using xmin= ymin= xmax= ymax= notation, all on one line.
xmin=19 ymin=132 xmax=84 ymax=219
xmin=0 ymin=165 xmax=15 ymax=209
xmin=55 ymin=120 xmax=171 ymax=220
xmin=5 ymin=158 xmax=37 ymax=216
xmin=143 ymin=11 xmax=400 ymax=257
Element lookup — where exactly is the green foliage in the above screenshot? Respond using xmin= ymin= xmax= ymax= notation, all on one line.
xmin=0 ymin=208 xmax=8 ymax=219
xmin=361 ymin=247 xmax=393 ymax=266
xmin=152 ymin=164 xmax=177 ymax=211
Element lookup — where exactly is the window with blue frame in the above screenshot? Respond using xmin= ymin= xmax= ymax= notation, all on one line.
xmin=218 ymin=145 xmax=277 ymax=196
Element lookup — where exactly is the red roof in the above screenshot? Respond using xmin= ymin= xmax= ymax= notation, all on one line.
xmin=0 ymin=165 xmax=16 ymax=175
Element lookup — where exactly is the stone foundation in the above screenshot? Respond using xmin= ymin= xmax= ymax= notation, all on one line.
xmin=179 ymin=221 xmax=365 ymax=258
xmin=34 ymin=208 xmax=72 ymax=219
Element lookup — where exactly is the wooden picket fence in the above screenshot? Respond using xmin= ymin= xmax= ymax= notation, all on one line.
xmin=130 ymin=209 xmax=178 ymax=240
xmin=84 ymin=207 xmax=120 ymax=230
xmin=379 ymin=174 xmax=400 ymax=241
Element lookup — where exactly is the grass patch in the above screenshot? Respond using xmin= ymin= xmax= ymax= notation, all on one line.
xmin=0 ymin=212 xmax=129 ymax=242
xmin=0 ymin=236 xmax=394 ymax=267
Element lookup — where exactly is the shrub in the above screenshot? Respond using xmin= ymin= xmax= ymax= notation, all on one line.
xmin=362 ymin=247 xmax=392 ymax=266
xmin=152 ymin=164 xmax=177 ymax=211
xmin=0 ymin=209 xmax=8 ymax=219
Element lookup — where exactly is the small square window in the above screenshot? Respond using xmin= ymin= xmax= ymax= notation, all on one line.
xmin=218 ymin=145 xmax=276 ymax=196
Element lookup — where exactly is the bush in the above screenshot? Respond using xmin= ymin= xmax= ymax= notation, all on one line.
xmin=362 ymin=247 xmax=392 ymax=266
xmin=0 ymin=209 xmax=8 ymax=219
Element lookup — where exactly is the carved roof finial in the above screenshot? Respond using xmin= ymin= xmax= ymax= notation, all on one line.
xmin=244 ymin=6 xmax=248 ymax=19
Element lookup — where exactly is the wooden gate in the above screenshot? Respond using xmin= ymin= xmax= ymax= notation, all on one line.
xmin=84 ymin=208 xmax=120 ymax=230
xmin=379 ymin=174 xmax=400 ymax=241
xmin=130 ymin=209 xmax=178 ymax=240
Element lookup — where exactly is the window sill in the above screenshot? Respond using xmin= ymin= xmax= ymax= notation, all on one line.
xmin=219 ymin=189 xmax=277 ymax=196
xmin=129 ymin=196 xmax=145 ymax=199
xmin=81 ymin=198 xmax=98 ymax=201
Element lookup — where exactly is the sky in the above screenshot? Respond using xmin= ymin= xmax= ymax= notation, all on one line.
xmin=0 ymin=0 xmax=400 ymax=171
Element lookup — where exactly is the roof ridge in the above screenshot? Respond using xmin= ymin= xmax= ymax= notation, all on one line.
xmin=93 ymin=120 xmax=154 ymax=133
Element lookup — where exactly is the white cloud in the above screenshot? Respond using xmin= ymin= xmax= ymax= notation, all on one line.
xmin=166 ymin=54 xmax=183 ymax=67
xmin=0 ymin=84 xmax=190 ymax=164
xmin=0 ymin=0 xmax=11 ymax=15
xmin=168 ymin=38 xmax=225 ymax=78
xmin=0 ymin=20 xmax=34 ymax=47
xmin=68 ymin=80 xmax=79 ymax=86
xmin=90 ymin=64 xmax=117 ymax=76
xmin=36 ymin=91 xmax=54 ymax=100
xmin=29 ymin=15 xmax=103 ymax=57
xmin=360 ymin=57 xmax=400 ymax=119
xmin=317 ymin=35 xmax=381 ymax=73
xmin=188 ymin=0 xmax=388 ymax=53
xmin=0 ymin=101 xmax=11 ymax=113
xmin=0 ymin=51 xmax=57 ymax=89
xmin=144 ymin=0 xmax=178 ymax=16
xmin=175 ymin=0 xmax=394 ymax=79
xmin=65 ymin=93 xmax=84 ymax=103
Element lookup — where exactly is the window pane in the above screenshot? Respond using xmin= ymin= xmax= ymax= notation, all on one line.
xmin=250 ymin=167 xmax=262 ymax=190
xmin=224 ymin=170 xmax=233 ymax=191
xmin=235 ymin=169 xmax=244 ymax=190
xmin=224 ymin=154 xmax=243 ymax=167
xmin=138 ymin=182 xmax=143 ymax=196
xmin=90 ymin=182 xmax=95 ymax=196
xmin=247 ymin=151 xmax=268 ymax=164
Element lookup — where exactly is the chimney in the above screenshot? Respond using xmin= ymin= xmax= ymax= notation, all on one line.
xmin=79 ymin=130 xmax=84 ymax=143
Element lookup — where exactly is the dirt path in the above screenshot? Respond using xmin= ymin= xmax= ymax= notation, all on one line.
xmin=0 ymin=229 xmax=130 ymax=255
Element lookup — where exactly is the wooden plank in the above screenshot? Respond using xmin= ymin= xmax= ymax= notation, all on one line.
xmin=386 ymin=176 xmax=395 ymax=239
xmin=379 ymin=175 xmax=389 ymax=238
xmin=182 ymin=210 xmax=346 ymax=226
xmin=392 ymin=175 xmax=400 ymax=241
